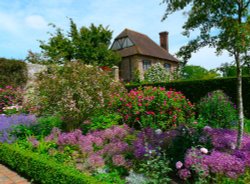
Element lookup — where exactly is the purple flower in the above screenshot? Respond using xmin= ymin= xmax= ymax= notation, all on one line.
xmin=88 ymin=154 xmax=105 ymax=168
xmin=178 ymin=169 xmax=191 ymax=180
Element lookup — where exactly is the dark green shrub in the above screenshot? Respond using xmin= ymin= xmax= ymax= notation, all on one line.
xmin=110 ymin=86 xmax=195 ymax=130
xmin=125 ymin=77 xmax=250 ymax=118
xmin=197 ymin=90 xmax=238 ymax=128
xmin=31 ymin=62 xmax=125 ymax=131
xmin=0 ymin=58 xmax=28 ymax=88
xmin=0 ymin=143 xmax=103 ymax=184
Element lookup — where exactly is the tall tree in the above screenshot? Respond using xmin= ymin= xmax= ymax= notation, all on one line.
xmin=218 ymin=62 xmax=250 ymax=77
xmin=162 ymin=0 xmax=250 ymax=148
xmin=27 ymin=19 xmax=120 ymax=67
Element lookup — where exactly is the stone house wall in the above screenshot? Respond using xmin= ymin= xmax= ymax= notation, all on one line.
xmin=119 ymin=55 xmax=178 ymax=81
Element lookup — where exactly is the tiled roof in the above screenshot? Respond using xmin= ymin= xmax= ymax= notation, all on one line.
xmin=113 ymin=29 xmax=178 ymax=62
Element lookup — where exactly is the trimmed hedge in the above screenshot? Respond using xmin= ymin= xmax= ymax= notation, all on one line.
xmin=0 ymin=143 xmax=104 ymax=184
xmin=126 ymin=77 xmax=250 ymax=118
xmin=0 ymin=58 xmax=28 ymax=88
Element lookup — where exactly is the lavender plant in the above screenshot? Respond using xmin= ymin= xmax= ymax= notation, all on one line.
xmin=0 ymin=114 xmax=36 ymax=143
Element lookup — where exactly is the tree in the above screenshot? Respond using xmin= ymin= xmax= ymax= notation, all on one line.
xmin=218 ymin=62 xmax=250 ymax=77
xmin=162 ymin=0 xmax=250 ymax=148
xmin=27 ymin=19 xmax=120 ymax=67
xmin=181 ymin=65 xmax=219 ymax=80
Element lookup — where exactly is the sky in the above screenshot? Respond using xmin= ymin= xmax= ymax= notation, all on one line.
xmin=0 ymin=0 xmax=234 ymax=70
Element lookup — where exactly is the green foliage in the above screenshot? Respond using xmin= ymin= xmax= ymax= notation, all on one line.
xmin=111 ymin=86 xmax=195 ymax=130
xmin=144 ymin=63 xmax=169 ymax=83
xmin=0 ymin=143 xmax=103 ymax=184
xmin=218 ymin=62 xmax=250 ymax=77
xmin=31 ymin=62 xmax=125 ymax=131
xmin=138 ymin=151 xmax=172 ymax=184
xmin=125 ymin=76 xmax=250 ymax=118
xmin=28 ymin=18 xmax=121 ymax=67
xmin=0 ymin=58 xmax=28 ymax=88
xmin=83 ymin=113 xmax=122 ymax=132
xmin=162 ymin=0 xmax=250 ymax=64
xmin=197 ymin=90 xmax=238 ymax=128
xmin=181 ymin=65 xmax=220 ymax=80
xmin=93 ymin=171 xmax=125 ymax=184
xmin=13 ymin=116 xmax=63 ymax=139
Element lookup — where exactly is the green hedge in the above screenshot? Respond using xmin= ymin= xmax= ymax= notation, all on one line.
xmin=0 ymin=58 xmax=28 ymax=88
xmin=126 ymin=77 xmax=250 ymax=118
xmin=0 ymin=143 xmax=103 ymax=184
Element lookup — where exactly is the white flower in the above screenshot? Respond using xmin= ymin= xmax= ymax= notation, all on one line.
xmin=155 ymin=129 xmax=162 ymax=135
xmin=175 ymin=161 xmax=183 ymax=169
xmin=230 ymin=143 xmax=236 ymax=150
xmin=200 ymin=147 xmax=208 ymax=154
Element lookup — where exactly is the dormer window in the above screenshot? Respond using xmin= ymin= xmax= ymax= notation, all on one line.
xmin=111 ymin=37 xmax=134 ymax=50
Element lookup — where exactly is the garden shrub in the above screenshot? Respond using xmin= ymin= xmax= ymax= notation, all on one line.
xmin=125 ymin=76 xmax=250 ymax=118
xmin=13 ymin=116 xmax=63 ymax=139
xmin=0 ymin=143 xmax=102 ymax=184
xmin=111 ymin=86 xmax=195 ymax=130
xmin=0 ymin=86 xmax=23 ymax=114
xmin=197 ymin=90 xmax=237 ymax=128
xmin=0 ymin=58 xmax=28 ymax=88
xmin=144 ymin=63 xmax=169 ymax=83
xmin=31 ymin=62 xmax=125 ymax=130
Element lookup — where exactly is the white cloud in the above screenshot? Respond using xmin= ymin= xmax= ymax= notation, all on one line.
xmin=0 ymin=12 xmax=20 ymax=33
xmin=25 ymin=15 xmax=47 ymax=29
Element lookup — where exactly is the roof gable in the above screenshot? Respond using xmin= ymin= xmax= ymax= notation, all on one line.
xmin=112 ymin=29 xmax=178 ymax=62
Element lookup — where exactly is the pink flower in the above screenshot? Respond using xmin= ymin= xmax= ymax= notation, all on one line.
xmin=193 ymin=121 xmax=198 ymax=124
xmin=176 ymin=161 xmax=183 ymax=169
xmin=112 ymin=154 xmax=126 ymax=166
xmin=200 ymin=147 xmax=208 ymax=154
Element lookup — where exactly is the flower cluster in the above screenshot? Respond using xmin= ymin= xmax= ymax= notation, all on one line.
xmin=133 ymin=128 xmax=179 ymax=158
xmin=45 ymin=125 xmax=133 ymax=170
xmin=111 ymin=86 xmax=195 ymax=130
xmin=0 ymin=114 xmax=37 ymax=143
xmin=0 ymin=86 xmax=23 ymax=113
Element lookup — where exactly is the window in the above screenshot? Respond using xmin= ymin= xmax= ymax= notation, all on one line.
xmin=111 ymin=37 xmax=134 ymax=50
xmin=164 ymin=63 xmax=171 ymax=72
xmin=143 ymin=60 xmax=151 ymax=71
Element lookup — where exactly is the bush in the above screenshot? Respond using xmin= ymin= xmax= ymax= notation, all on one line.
xmin=0 ymin=58 xmax=28 ymax=88
xmin=197 ymin=90 xmax=237 ymax=128
xmin=0 ymin=143 xmax=102 ymax=184
xmin=13 ymin=116 xmax=63 ymax=139
xmin=144 ymin=63 xmax=169 ymax=83
xmin=125 ymin=77 xmax=250 ymax=118
xmin=31 ymin=62 xmax=125 ymax=130
xmin=110 ymin=86 xmax=195 ymax=130
xmin=0 ymin=86 xmax=23 ymax=114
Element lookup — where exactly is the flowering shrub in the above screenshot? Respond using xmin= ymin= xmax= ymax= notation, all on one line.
xmin=42 ymin=125 xmax=134 ymax=173
xmin=31 ymin=62 xmax=125 ymax=130
xmin=0 ymin=114 xmax=36 ymax=143
xmin=197 ymin=90 xmax=237 ymax=128
xmin=144 ymin=63 xmax=169 ymax=83
xmin=111 ymin=86 xmax=195 ymax=130
xmin=0 ymin=86 xmax=23 ymax=114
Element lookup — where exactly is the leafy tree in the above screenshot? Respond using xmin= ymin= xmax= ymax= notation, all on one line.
xmin=27 ymin=19 xmax=120 ymax=67
xmin=181 ymin=65 xmax=219 ymax=80
xmin=162 ymin=0 xmax=250 ymax=148
xmin=218 ymin=62 xmax=250 ymax=77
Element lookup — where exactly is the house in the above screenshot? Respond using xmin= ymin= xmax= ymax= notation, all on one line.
xmin=111 ymin=29 xmax=179 ymax=81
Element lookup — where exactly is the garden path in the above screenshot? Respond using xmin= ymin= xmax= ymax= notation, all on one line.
xmin=0 ymin=164 xmax=30 ymax=184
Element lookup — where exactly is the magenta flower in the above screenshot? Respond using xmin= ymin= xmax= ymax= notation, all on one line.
xmin=112 ymin=154 xmax=126 ymax=166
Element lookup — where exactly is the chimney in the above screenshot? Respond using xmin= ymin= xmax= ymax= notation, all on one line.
xmin=159 ymin=31 xmax=169 ymax=52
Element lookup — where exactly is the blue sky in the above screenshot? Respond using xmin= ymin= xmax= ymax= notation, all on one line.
xmin=0 ymin=0 xmax=233 ymax=69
